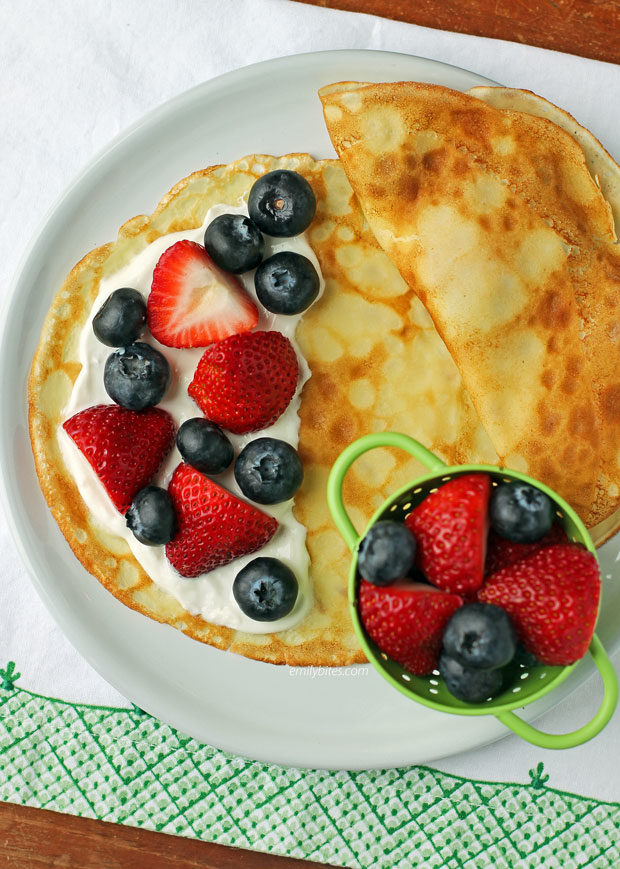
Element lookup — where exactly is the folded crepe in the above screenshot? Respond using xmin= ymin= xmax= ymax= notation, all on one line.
xmin=320 ymin=81 xmax=620 ymax=529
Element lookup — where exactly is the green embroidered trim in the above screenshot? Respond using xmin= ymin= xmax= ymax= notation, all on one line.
xmin=528 ymin=762 xmax=550 ymax=790
xmin=130 ymin=703 xmax=149 ymax=717
xmin=1 ymin=676 xmax=619 ymax=868
xmin=0 ymin=662 xmax=20 ymax=691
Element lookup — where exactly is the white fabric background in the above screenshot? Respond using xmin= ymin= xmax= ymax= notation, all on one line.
xmin=2 ymin=0 xmax=620 ymax=801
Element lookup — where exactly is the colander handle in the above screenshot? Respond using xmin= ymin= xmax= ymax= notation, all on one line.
xmin=327 ymin=432 xmax=445 ymax=551
xmin=496 ymin=634 xmax=618 ymax=749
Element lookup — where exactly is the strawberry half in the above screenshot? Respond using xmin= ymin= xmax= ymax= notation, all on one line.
xmin=405 ymin=474 xmax=490 ymax=595
xmin=359 ymin=580 xmax=463 ymax=675
xmin=485 ymin=524 xmax=569 ymax=576
xmin=63 ymin=404 xmax=176 ymax=513
xmin=165 ymin=463 xmax=278 ymax=577
xmin=147 ymin=240 xmax=258 ymax=348
xmin=478 ymin=543 xmax=600 ymax=665
xmin=188 ymin=330 xmax=299 ymax=434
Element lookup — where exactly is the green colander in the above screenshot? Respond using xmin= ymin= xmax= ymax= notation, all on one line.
xmin=327 ymin=432 xmax=618 ymax=749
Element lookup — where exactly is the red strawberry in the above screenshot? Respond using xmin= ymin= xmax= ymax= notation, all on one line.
xmin=478 ymin=543 xmax=600 ymax=665
xmin=359 ymin=580 xmax=463 ymax=675
xmin=485 ymin=524 xmax=569 ymax=575
xmin=63 ymin=404 xmax=176 ymax=514
xmin=188 ymin=330 xmax=299 ymax=434
xmin=147 ymin=240 xmax=258 ymax=348
xmin=405 ymin=474 xmax=490 ymax=595
xmin=165 ymin=463 xmax=278 ymax=577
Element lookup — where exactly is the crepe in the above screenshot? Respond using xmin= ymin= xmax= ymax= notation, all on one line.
xmin=29 ymin=152 xmax=498 ymax=665
xmin=320 ymin=81 xmax=620 ymax=528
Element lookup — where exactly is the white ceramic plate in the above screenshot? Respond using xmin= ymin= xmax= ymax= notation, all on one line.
xmin=2 ymin=50 xmax=619 ymax=770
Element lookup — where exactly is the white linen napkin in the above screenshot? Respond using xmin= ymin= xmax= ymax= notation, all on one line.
xmin=2 ymin=0 xmax=619 ymax=801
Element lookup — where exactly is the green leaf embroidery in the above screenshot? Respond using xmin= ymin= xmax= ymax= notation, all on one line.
xmin=130 ymin=702 xmax=149 ymax=717
xmin=0 ymin=661 xmax=21 ymax=691
xmin=528 ymin=761 xmax=550 ymax=788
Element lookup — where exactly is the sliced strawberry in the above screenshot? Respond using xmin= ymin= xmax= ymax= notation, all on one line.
xmin=63 ymin=404 xmax=176 ymax=514
xmin=485 ymin=524 xmax=569 ymax=576
xmin=405 ymin=474 xmax=490 ymax=595
xmin=478 ymin=543 xmax=600 ymax=665
xmin=358 ymin=580 xmax=463 ymax=675
xmin=188 ymin=330 xmax=299 ymax=434
xmin=165 ymin=463 xmax=278 ymax=577
xmin=147 ymin=240 xmax=258 ymax=348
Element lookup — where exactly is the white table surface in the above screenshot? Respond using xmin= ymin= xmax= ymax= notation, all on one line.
xmin=2 ymin=0 xmax=619 ymax=802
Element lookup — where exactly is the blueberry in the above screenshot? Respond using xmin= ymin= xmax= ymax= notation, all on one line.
xmin=92 ymin=288 xmax=147 ymax=347
xmin=439 ymin=652 xmax=504 ymax=703
xmin=248 ymin=170 xmax=316 ymax=237
xmin=104 ymin=342 xmax=171 ymax=410
xmin=254 ymin=251 xmax=320 ymax=315
xmin=490 ymin=481 xmax=554 ymax=542
xmin=442 ymin=602 xmax=517 ymax=670
xmin=176 ymin=418 xmax=234 ymax=475
xmin=234 ymin=438 xmax=303 ymax=504
xmin=357 ymin=520 xmax=417 ymax=586
xmin=233 ymin=557 xmax=298 ymax=621
xmin=203 ymin=214 xmax=264 ymax=274
xmin=513 ymin=643 xmax=542 ymax=669
xmin=126 ymin=486 xmax=176 ymax=545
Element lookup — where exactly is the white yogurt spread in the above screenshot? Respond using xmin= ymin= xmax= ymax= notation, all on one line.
xmin=59 ymin=202 xmax=323 ymax=633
